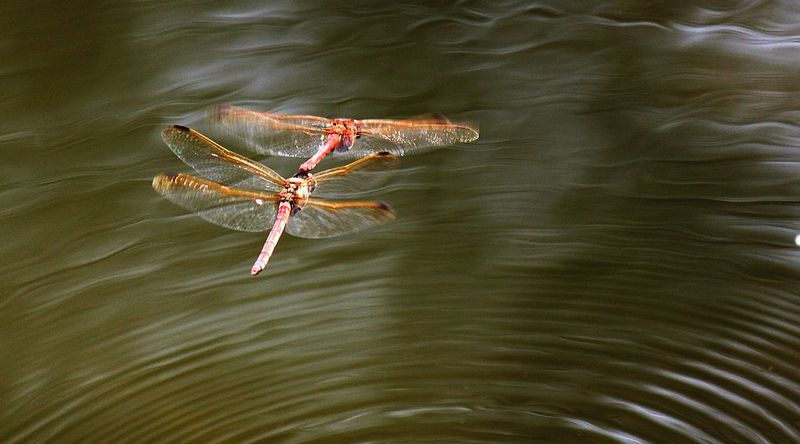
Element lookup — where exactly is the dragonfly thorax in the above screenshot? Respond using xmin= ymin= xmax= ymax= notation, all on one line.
xmin=281 ymin=176 xmax=313 ymax=207
xmin=328 ymin=119 xmax=361 ymax=151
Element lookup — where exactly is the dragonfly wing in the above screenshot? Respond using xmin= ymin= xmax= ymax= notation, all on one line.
xmin=350 ymin=118 xmax=479 ymax=156
xmin=211 ymin=105 xmax=329 ymax=157
xmin=311 ymin=152 xmax=399 ymax=198
xmin=285 ymin=198 xmax=395 ymax=239
xmin=153 ymin=173 xmax=280 ymax=232
xmin=161 ymin=125 xmax=284 ymax=192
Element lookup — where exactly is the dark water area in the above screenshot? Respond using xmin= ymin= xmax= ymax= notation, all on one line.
xmin=2 ymin=1 xmax=800 ymax=442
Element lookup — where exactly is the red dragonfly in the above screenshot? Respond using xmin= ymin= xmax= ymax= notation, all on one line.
xmin=153 ymin=125 xmax=397 ymax=276
xmin=211 ymin=105 xmax=479 ymax=173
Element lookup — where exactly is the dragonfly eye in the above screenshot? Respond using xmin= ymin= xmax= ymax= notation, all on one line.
xmin=292 ymin=170 xmax=310 ymax=180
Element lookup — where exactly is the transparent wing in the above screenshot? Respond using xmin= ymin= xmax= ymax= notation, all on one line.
xmin=349 ymin=117 xmax=479 ymax=156
xmin=285 ymin=198 xmax=395 ymax=239
xmin=210 ymin=105 xmax=330 ymax=157
xmin=152 ymin=173 xmax=280 ymax=232
xmin=311 ymin=152 xmax=399 ymax=198
xmin=161 ymin=125 xmax=284 ymax=192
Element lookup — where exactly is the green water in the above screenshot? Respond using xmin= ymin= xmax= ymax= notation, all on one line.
xmin=2 ymin=2 xmax=800 ymax=442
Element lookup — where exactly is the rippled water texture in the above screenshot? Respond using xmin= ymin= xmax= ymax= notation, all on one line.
xmin=2 ymin=1 xmax=800 ymax=442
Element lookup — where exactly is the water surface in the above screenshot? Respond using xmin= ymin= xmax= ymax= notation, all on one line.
xmin=2 ymin=1 xmax=800 ymax=442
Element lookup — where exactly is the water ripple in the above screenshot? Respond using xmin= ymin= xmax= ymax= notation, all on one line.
xmin=4 ymin=1 xmax=800 ymax=442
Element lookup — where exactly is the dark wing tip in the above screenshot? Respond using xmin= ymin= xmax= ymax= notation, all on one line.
xmin=369 ymin=151 xmax=399 ymax=168
xmin=161 ymin=125 xmax=192 ymax=141
xmin=377 ymin=201 xmax=395 ymax=215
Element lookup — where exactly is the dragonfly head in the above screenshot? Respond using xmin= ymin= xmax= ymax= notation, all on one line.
xmin=330 ymin=119 xmax=360 ymax=151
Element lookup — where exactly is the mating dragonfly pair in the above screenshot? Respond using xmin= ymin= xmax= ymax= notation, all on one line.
xmin=153 ymin=106 xmax=479 ymax=276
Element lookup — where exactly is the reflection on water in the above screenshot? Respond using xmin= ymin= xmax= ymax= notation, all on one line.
xmin=2 ymin=1 xmax=800 ymax=442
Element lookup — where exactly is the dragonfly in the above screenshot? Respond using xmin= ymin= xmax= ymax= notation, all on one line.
xmin=211 ymin=104 xmax=479 ymax=173
xmin=152 ymin=125 xmax=397 ymax=276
